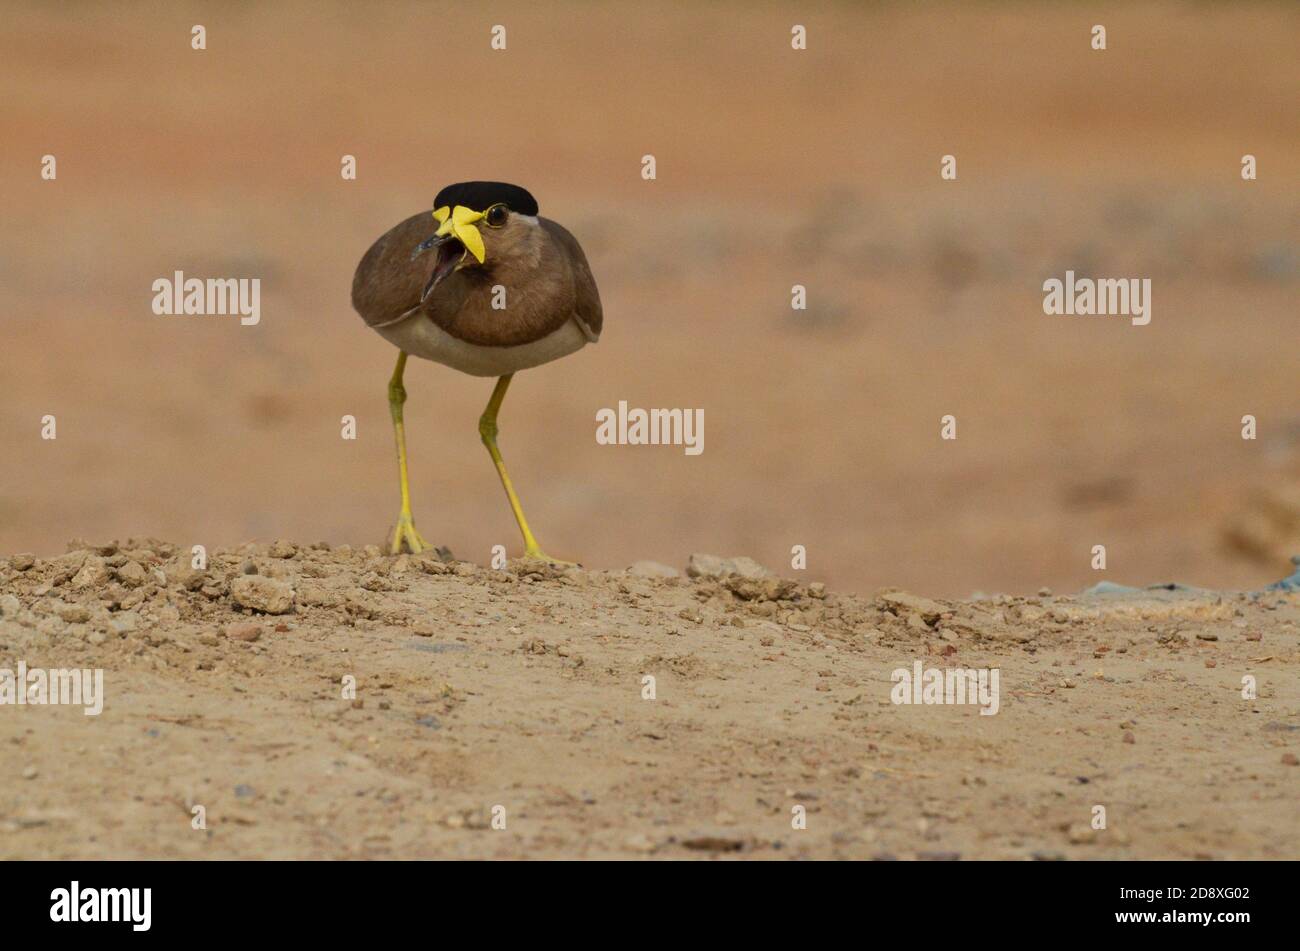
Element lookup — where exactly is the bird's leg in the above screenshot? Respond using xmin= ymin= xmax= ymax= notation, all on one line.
xmin=479 ymin=375 xmax=571 ymax=564
xmin=387 ymin=352 xmax=430 ymax=554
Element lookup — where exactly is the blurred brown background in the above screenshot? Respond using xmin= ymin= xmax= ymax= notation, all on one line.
xmin=2 ymin=1 xmax=1297 ymax=597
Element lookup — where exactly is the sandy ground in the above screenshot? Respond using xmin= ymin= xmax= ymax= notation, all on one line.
xmin=1 ymin=540 xmax=1297 ymax=860
xmin=2 ymin=1 xmax=1298 ymax=599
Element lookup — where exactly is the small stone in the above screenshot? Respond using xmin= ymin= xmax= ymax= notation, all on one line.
xmin=268 ymin=539 xmax=298 ymax=558
xmin=877 ymin=590 xmax=946 ymax=623
xmin=224 ymin=621 xmax=263 ymax=642
xmin=169 ymin=561 xmax=207 ymax=590
xmin=229 ymin=576 xmax=294 ymax=614
xmin=0 ymin=595 xmax=20 ymax=619
xmin=1123 ymin=731 xmax=1136 ymax=744
xmin=685 ymin=553 xmax=771 ymax=580
xmin=10 ymin=553 xmax=36 ymax=571
xmin=71 ymin=556 xmax=110 ymax=590
xmin=726 ymin=556 xmax=771 ymax=580
xmin=1282 ymin=753 xmax=1299 ymax=767
xmin=116 ymin=561 xmax=148 ymax=587
xmin=54 ymin=603 xmax=91 ymax=624
xmin=297 ymin=583 xmax=336 ymax=607
xmin=686 ymin=553 xmax=728 ymax=579
xmin=628 ymin=560 xmax=680 ymax=579
xmin=1195 ymin=632 xmax=1218 ymax=641
xmin=22 ymin=766 xmax=38 ymax=780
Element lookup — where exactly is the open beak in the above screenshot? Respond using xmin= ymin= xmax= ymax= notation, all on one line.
xmin=412 ymin=233 xmax=467 ymax=302
xmin=411 ymin=204 xmax=488 ymax=302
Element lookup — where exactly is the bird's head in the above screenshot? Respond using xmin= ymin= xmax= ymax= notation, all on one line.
xmin=411 ymin=181 xmax=539 ymax=302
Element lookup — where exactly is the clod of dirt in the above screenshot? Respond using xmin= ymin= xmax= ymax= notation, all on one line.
xmin=229 ymin=576 xmax=294 ymax=614
xmin=686 ymin=553 xmax=771 ymax=580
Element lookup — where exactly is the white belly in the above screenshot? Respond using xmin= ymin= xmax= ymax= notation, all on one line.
xmin=375 ymin=312 xmax=590 ymax=377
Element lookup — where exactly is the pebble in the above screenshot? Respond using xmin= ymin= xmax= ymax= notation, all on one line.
xmin=22 ymin=766 xmax=38 ymax=780
xmin=877 ymin=590 xmax=946 ymax=623
xmin=10 ymin=553 xmax=36 ymax=571
xmin=116 ymin=561 xmax=148 ymax=587
xmin=685 ymin=553 xmax=771 ymax=580
xmin=54 ymin=603 xmax=91 ymax=624
xmin=71 ymin=556 xmax=110 ymax=590
xmin=230 ymin=576 xmax=295 ymax=614
xmin=268 ymin=540 xmax=298 ymax=558
xmin=224 ymin=622 xmax=263 ymax=642
xmin=1282 ymin=753 xmax=1299 ymax=767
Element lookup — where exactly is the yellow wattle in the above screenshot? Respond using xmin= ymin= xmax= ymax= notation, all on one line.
xmin=431 ymin=205 xmax=487 ymax=263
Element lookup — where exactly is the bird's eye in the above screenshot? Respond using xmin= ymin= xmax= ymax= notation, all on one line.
xmin=485 ymin=204 xmax=509 ymax=228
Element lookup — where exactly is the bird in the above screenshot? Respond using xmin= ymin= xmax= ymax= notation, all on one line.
xmin=351 ymin=181 xmax=602 ymax=561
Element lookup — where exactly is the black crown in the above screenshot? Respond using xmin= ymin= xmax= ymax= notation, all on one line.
xmin=434 ymin=181 xmax=538 ymax=216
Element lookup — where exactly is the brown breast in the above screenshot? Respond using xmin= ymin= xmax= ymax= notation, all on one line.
xmin=352 ymin=213 xmax=603 ymax=348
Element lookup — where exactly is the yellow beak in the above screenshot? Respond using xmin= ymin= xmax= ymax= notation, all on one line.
xmin=432 ymin=205 xmax=487 ymax=264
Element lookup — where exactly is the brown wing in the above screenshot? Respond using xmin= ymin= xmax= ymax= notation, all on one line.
xmin=351 ymin=211 xmax=439 ymax=328
xmin=541 ymin=218 xmax=603 ymax=342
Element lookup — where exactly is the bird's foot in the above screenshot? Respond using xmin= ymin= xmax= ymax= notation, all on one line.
xmin=389 ymin=515 xmax=431 ymax=555
xmin=521 ymin=546 xmax=580 ymax=568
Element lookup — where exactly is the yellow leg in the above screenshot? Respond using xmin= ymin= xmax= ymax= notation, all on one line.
xmin=479 ymin=375 xmax=568 ymax=563
xmin=388 ymin=352 xmax=431 ymax=554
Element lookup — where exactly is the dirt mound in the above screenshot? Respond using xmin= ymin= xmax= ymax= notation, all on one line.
xmin=1 ymin=540 xmax=1298 ymax=859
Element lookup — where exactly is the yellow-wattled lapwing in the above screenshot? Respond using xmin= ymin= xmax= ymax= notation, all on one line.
xmin=352 ymin=182 xmax=602 ymax=560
